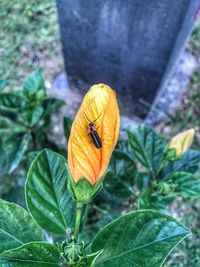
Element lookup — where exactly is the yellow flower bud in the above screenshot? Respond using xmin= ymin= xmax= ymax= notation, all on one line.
xmin=68 ymin=84 xmax=120 ymax=186
xmin=168 ymin=129 xmax=195 ymax=158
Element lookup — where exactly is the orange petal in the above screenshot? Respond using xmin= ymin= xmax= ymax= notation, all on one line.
xmin=68 ymin=84 xmax=120 ymax=185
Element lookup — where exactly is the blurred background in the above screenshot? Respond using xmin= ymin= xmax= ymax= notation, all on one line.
xmin=1 ymin=1 xmax=200 ymax=266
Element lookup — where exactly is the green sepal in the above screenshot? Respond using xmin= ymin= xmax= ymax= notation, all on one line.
xmin=66 ymin=164 xmax=105 ymax=204
xmin=68 ymin=177 xmax=103 ymax=204
xmin=61 ymin=236 xmax=86 ymax=266
xmin=154 ymin=181 xmax=175 ymax=196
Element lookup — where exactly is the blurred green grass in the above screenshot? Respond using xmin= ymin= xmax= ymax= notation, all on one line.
xmin=0 ymin=0 xmax=62 ymax=88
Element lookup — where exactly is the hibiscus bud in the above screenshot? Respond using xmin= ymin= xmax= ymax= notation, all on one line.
xmin=67 ymin=84 xmax=120 ymax=203
xmin=166 ymin=129 xmax=195 ymax=160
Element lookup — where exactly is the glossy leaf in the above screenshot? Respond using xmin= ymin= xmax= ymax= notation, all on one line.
xmin=126 ymin=126 xmax=165 ymax=173
xmin=23 ymin=70 xmax=45 ymax=97
xmin=87 ymin=251 xmax=103 ymax=267
xmin=0 ymin=116 xmax=25 ymax=138
xmin=0 ymin=93 xmax=27 ymax=111
xmin=0 ymin=132 xmax=31 ymax=174
xmin=116 ymin=139 xmax=133 ymax=156
xmin=63 ymin=116 xmax=72 ymax=142
xmin=82 ymin=211 xmax=118 ymax=245
xmin=135 ymin=172 xmax=150 ymax=191
xmin=0 ymin=79 xmax=8 ymax=91
xmin=0 ymin=150 xmax=7 ymax=175
xmin=139 ymin=190 xmax=174 ymax=212
xmin=0 ymin=199 xmax=43 ymax=253
xmin=19 ymin=106 xmax=44 ymax=127
xmin=26 ymin=149 xmax=75 ymax=235
xmin=161 ymin=150 xmax=200 ymax=180
xmin=169 ymin=172 xmax=200 ymax=197
xmin=104 ymin=150 xmax=136 ymax=199
xmin=0 ymin=242 xmax=60 ymax=267
xmin=91 ymin=210 xmax=189 ymax=267
xmin=27 ymin=151 xmax=39 ymax=163
xmin=43 ymin=98 xmax=65 ymax=117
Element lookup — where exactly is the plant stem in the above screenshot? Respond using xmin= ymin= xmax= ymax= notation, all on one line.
xmin=31 ymin=131 xmax=37 ymax=150
xmin=74 ymin=202 xmax=84 ymax=241
xmin=156 ymin=158 xmax=167 ymax=179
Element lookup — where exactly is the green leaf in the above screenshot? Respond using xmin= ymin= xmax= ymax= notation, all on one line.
xmin=0 ymin=150 xmax=8 ymax=175
xmin=23 ymin=70 xmax=45 ymax=98
xmin=139 ymin=190 xmax=174 ymax=212
xmin=82 ymin=212 xmax=118 ymax=245
xmin=135 ymin=172 xmax=150 ymax=191
xmin=19 ymin=106 xmax=44 ymax=127
xmin=27 ymin=151 xmax=39 ymax=163
xmin=87 ymin=251 xmax=103 ymax=267
xmin=43 ymin=98 xmax=65 ymax=117
xmin=0 ymin=116 xmax=25 ymax=138
xmin=0 ymin=132 xmax=31 ymax=174
xmin=91 ymin=210 xmax=190 ymax=267
xmin=0 ymin=93 xmax=27 ymax=111
xmin=161 ymin=150 xmax=200 ymax=180
xmin=63 ymin=117 xmax=72 ymax=142
xmin=0 ymin=242 xmax=60 ymax=267
xmin=126 ymin=125 xmax=165 ymax=173
xmin=169 ymin=172 xmax=200 ymax=197
xmin=0 ymin=79 xmax=8 ymax=91
xmin=0 ymin=199 xmax=43 ymax=254
xmin=116 ymin=139 xmax=133 ymax=156
xmin=26 ymin=149 xmax=75 ymax=235
xmin=104 ymin=150 xmax=136 ymax=199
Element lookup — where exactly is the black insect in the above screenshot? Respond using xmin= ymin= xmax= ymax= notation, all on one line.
xmin=84 ymin=112 xmax=102 ymax=149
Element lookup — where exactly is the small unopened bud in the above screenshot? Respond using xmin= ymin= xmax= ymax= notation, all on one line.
xmin=156 ymin=182 xmax=172 ymax=195
xmin=166 ymin=129 xmax=195 ymax=160
xmin=61 ymin=236 xmax=87 ymax=266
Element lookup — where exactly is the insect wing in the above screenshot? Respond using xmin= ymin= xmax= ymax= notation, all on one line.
xmin=90 ymin=131 xmax=102 ymax=149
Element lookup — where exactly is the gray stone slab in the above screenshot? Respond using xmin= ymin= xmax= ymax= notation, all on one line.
xmin=57 ymin=0 xmax=200 ymax=117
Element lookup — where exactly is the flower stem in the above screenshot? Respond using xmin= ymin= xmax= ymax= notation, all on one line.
xmin=156 ymin=158 xmax=167 ymax=178
xmin=74 ymin=202 xmax=84 ymax=241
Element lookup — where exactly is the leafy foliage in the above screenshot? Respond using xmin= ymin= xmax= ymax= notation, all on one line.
xmin=63 ymin=116 xmax=73 ymax=142
xmin=0 ymin=132 xmax=31 ymax=174
xmin=0 ymin=80 xmax=198 ymax=266
xmin=0 ymin=146 xmax=191 ymax=266
xmin=169 ymin=172 xmax=200 ymax=197
xmin=0 ymin=79 xmax=8 ymax=91
xmin=26 ymin=149 xmax=75 ymax=235
xmin=91 ymin=211 xmax=189 ymax=267
xmin=88 ymin=125 xmax=200 ymax=221
xmin=0 ymin=70 xmax=65 ymax=197
xmin=0 ymin=93 xmax=27 ymax=111
xmin=126 ymin=125 xmax=165 ymax=174
xmin=160 ymin=149 xmax=200 ymax=180
xmin=0 ymin=199 xmax=43 ymax=253
xmin=0 ymin=242 xmax=60 ymax=267
xmin=104 ymin=150 xmax=136 ymax=199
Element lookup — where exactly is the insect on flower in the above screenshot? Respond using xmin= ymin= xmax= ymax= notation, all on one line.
xmin=84 ymin=112 xmax=102 ymax=149
xmin=68 ymin=83 xmax=120 ymax=186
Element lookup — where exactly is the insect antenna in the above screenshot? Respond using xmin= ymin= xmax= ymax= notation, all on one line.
xmin=83 ymin=111 xmax=91 ymax=123
xmin=93 ymin=113 xmax=102 ymax=123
